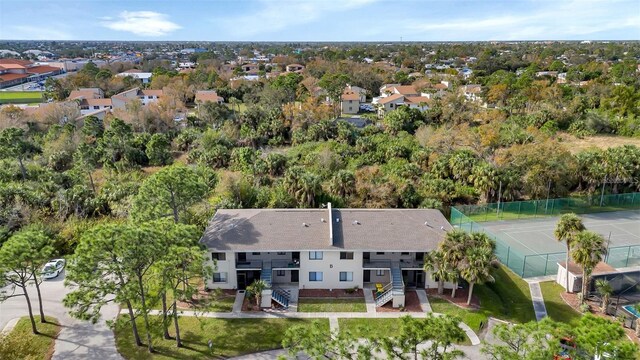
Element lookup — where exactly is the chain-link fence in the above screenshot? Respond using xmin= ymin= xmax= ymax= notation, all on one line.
xmin=451 ymin=192 xmax=640 ymax=278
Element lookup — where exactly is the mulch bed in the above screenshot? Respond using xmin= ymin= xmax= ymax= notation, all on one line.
xmin=175 ymin=288 xmax=237 ymax=309
xmin=299 ymin=289 xmax=364 ymax=298
xmin=376 ymin=290 xmax=423 ymax=312
xmin=426 ymin=287 xmax=480 ymax=309
xmin=241 ymin=296 xmax=263 ymax=312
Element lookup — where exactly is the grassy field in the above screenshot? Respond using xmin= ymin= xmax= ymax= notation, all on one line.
xmin=0 ymin=91 xmax=44 ymax=104
xmin=115 ymin=316 xmax=328 ymax=359
xmin=338 ymin=318 xmax=471 ymax=345
xmin=298 ymin=298 xmax=367 ymax=312
xmin=559 ymin=133 xmax=640 ymax=154
xmin=429 ymin=265 xmax=535 ymax=332
xmin=539 ymin=281 xmax=582 ymax=325
xmin=0 ymin=316 xmax=60 ymax=360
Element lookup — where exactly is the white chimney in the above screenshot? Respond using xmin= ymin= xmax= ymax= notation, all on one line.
xmin=328 ymin=202 xmax=333 ymax=245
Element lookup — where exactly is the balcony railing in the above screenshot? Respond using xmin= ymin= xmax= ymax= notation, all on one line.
xmin=363 ymin=260 xmax=392 ymax=269
xmin=271 ymin=259 xmax=300 ymax=269
xmin=399 ymin=259 xmax=425 ymax=269
xmin=235 ymin=260 xmax=263 ymax=269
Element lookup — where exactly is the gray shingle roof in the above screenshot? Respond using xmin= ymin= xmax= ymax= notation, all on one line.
xmin=200 ymin=208 xmax=451 ymax=252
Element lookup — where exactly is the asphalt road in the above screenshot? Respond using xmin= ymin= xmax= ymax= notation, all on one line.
xmin=0 ymin=270 xmax=122 ymax=359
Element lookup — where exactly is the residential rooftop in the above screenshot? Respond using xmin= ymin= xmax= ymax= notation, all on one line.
xmin=201 ymin=207 xmax=451 ymax=252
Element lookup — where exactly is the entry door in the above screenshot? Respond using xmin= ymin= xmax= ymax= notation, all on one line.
xmin=291 ymin=270 xmax=299 ymax=282
xmin=363 ymin=270 xmax=371 ymax=282
xmin=237 ymin=273 xmax=247 ymax=290
xmin=415 ymin=272 xmax=424 ymax=287
xmin=237 ymin=252 xmax=246 ymax=262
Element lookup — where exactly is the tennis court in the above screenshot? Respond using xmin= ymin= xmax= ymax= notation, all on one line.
xmin=478 ymin=210 xmax=640 ymax=277
xmin=481 ymin=210 xmax=640 ymax=255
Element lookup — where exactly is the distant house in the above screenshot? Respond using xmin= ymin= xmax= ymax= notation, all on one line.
xmin=111 ymin=87 xmax=163 ymax=110
xmin=340 ymin=92 xmax=360 ymax=114
xmin=285 ymin=63 xmax=305 ymax=72
xmin=68 ymin=88 xmax=110 ymax=115
xmin=372 ymin=84 xmax=431 ymax=115
xmin=461 ymin=84 xmax=482 ymax=102
xmin=195 ymin=90 xmax=225 ymax=106
xmin=116 ymin=69 xmax=153 ymax=84
xmin=241 ymin=63 xmax=260 ymax=74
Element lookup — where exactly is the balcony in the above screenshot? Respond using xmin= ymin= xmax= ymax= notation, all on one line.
xmin=363 ymin=260 xmax=392 ymax=269
xmin=399 ymin=259 xmax=425 ymax=269
xmin=235 ymin=260 xmax=263 ymax=269
xmin=271 ymin=259 xmax=300 ymax=269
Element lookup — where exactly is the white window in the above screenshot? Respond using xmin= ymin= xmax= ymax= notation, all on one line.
xmin=309 ymin=272 xmax=323 ymax=281
xmin=339 ymin=272 xmax=353 ymax=282
xmin=309 ymin=251 xmax=323 ymax=260
xmin=211 ymin=252 xmax=226 ymax=261
xmin=376 ymin=270 xmax=385 ymax=276
xmin=276 ymin=270 xmax=285 ymax=276
xmin=213 ymin=272 xmax=227 ymax=283
xmin=340 ymin=252 xmax=354 ymax=260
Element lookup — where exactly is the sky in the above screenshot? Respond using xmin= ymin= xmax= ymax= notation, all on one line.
xmin=0 ymin=0 xmax=639 ymax=42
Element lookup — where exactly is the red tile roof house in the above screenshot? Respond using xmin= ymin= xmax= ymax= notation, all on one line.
xmin=285 ymin=63 xmax=305 ymax=73
xmin=373 ymin=84 xmax=432 ymax=116
xmin=194 ymin=90 xmax=225 ymax=116
xmin=0 ymin=58 xmax=62 ymax=89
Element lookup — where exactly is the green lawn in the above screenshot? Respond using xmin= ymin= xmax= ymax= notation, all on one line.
xmin=429 ymin=265 xmax=535 ymax=332
xmin=0 ymin=316 xmax=60 ymax=360
xmin=539 ymin=281 xmax=582 ymax=325
xmin=0 ymin=91 xmax=44 ymax=104
xmin=338 ymin=318 xmax=471 ymax=346
xmin=298 ymin=298 xmax=367 ymax=312
xmin=115 ymin=316 xmax=328 ymax=359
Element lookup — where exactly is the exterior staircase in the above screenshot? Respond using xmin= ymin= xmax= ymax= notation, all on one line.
xmin=375 ymin=264 xmax=405 ymax=307
xmin=272 ymin=288 xmax=290 ymax=308
xmin=260 ymin=261 xmax=272 ymax=287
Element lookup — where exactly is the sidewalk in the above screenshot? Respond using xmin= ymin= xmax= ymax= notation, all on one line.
xmin=528 ymin=281 xmax=548 ymax=321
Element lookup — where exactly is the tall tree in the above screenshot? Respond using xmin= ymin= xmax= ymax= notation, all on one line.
xmin=595 ymin=279 xmax=612 ymax=315
xmin=0 ymin=127 xmax=38 ymax=180
xmin=0 ymin=228 xmax=54 ymax=333
xmin=64 ymin=222 xmax=164 ymax=350
xmin=571 ymin=231 xmax=607 ymax=304
xmin=554 ymin=213 xmax=585 ymax=293
xmin=318 ymin=72 xmax=350 ymax=117
xmin=131 ymin=164 xmax=208 ymax=223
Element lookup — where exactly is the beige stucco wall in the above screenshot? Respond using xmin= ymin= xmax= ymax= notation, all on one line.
xmin=299 ymin=251 xmax=364 ymax=289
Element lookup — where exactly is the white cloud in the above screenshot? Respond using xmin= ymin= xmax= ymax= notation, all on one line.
xmin=9 ymin=25 xmax=72 ymax=40
xmin=403 ymin=0 xmax=640 ymax=40
xmin=102 ymin=11 xmax=181 ymax=37
xmin=216 ymin=0 xmax=378 ymax=39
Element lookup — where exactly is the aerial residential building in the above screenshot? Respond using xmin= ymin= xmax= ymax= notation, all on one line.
xmin=461 ymin=84 xmax=482 ymax=102
xmin=111 ymin=87 xmax=163 ymax=110
xmin=116 ymin=69 xmax=153 ymax=84
xmin=373 ymin=84 xmax=432 ymax=116
xmin=285 ymin=63 xmax=305 ymax=72
xmin=195 ymin=90 xmax=225 ymax=105
xmin=200 ymin=204 xmax=453 ymax=308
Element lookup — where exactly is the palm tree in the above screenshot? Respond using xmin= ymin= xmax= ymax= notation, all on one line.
xmin=295 ymin=173 xmax=321 ymax=207
xmin=439 ymin=230 xmax=467 ymax=299
xmin=228 ymin=97 xmax=240 ymax=122
xmin=571 ymin=231 xmax=607 ymax=304
xmin=329 ymin=170 xmax=356 ymax=199
xmin=468 ymin=162 xmax=497 ymax=203
xmin=459 ymin=233 xmax=497 ymax=306
xmin=554 ymin=213 xmax=585 ymax=293
xmin=595 ymin=279 xmax=613 ymax=315
xmin=424 ymin=251 xmax=450 ymax=295
xmin=246 ymin=279 xmax=269 ymax=307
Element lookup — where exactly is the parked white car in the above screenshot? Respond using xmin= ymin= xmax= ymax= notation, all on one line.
xmin=41 ymin=259 xmax=65 ymax=279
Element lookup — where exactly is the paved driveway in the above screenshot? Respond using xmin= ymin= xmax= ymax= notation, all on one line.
xmin=0 ymin=270 xmax=122 ymax=359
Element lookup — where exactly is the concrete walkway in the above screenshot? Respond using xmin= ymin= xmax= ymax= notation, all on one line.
xmin=416 ymin=289 xmax=432 ymax=312
xmin=528 ymin=282 xmax=548 ymax=321
xmin=329 ymin=317 xmax=339 ymax=334
xmin=232 ymin=290 xmax=245 ymax=313
xmin=363 ymin=288 xmax=376 ymax=313
xmin=0 ymin=318 xmax=20 ymax=337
